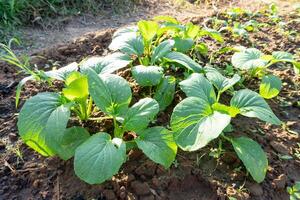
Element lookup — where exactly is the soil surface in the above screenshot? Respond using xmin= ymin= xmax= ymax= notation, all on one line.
xmin=1 ymin=1 xmax=300 ymax=200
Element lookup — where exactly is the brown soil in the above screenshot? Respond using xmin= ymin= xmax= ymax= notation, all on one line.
xmin=1 ymin=3 xmax=300 ymax=200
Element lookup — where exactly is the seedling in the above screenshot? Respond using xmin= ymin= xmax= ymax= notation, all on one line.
xmin=170 ymin=67 xmax=281 ymax=183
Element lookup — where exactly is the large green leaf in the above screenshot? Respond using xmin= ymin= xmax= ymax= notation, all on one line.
xmin=74 ymin=133 xmax=126 ymax=184
xmin=80 ymin=53 xmax=131 ymax=74
xmin=231 ymin=48 xmax=268 ymax=70
xmin=132 ymin=65 xmax=164 ymax=86
xmin=259 ymin=75 xmax=282 ymax=99
xmin=231 ymin=137 xmax=268 ymax=183
xmin=112 ymin=26 xmax=138 ymax=39
xmin=59 ymin=127 xmax=90 ymax=160
xmin=109 ymin=33 xmax=144 ymax=56
xmin=164 ymin=51 xmax=203 ymax=72
xmin=179 ymin=73 xmax=216 ymax=105
xmin=123 ymin=98 xmax=159 ymax=132
xmin=173 ymin=37 xmax=194 ymax=53
xmin=86 ymin=69 xmax=132 ymax=116
xmin=17 ymin=93 xmax=62 ymax=156
xmin=45 ymin=62 xmax=79 ymax=81
xmin=171 ymin=97 xmax=231 ymax=151
xmin=136 ymin=127 xmax=177 ymax=168
xmin=205 ymin=67 xmax=240 ymax=93
xmin=44 ymin=104 xmax=70 ymax=158
xmin=150 ymin=39 xmax=174 ymax=64
xmin=230 ymin=89 xmax=281 ymax=125
xmin=137 ymin=20 xmax=159 ymax=42
xmin=154 ymin=76 xmax=176 ymax=111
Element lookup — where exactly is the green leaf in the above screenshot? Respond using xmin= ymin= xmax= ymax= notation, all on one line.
xmin=173 ymin=37 xmax=194 ymax=53
xmin=59 ymin=127 xmax=90 ymax=160
xmin=199 ymin=28 xmax=224 ymax=43
xmin=123 ymin=98 xmax=159 ymax=132
xmin=17 ymin=93 xmax=62 ymax=156
xmin=205 ymin=67 xmax=240 ymax=93
xmin=109 ymin=33 xmax=144 ymax=56
xmin=80 ymin=53 xmax=131 ymax=74
xmin=154 ymin=76 xmax=176 ymax=111
xmin=136 ymin=127 xmax=177 ymax=168
xmin=44 ymin=105 xmax=71 ymax=160
xmin=164 ymin=51 xmax=203 ymax=72
xmin=259 ymin=75 xmax=282 ymax=99
xmin=74 ymin=133 xmax=126 ymax=184
xmin=45 ymin=62 xmax=78 ymax=81
xmin=150 ymin=39 xmax=174 ymax=64
xmin=272 ymin=51 xmax=294 ymax=62
xmin=62 ymin=74 xmax=88 ymax=101
xmin=86 ymin=69 xmax=132 ymax=116
xmin=112 ymin=26 xmax=138 ymax=39
xmin=212 ymin=103 xmax=240 ymax=117
xmin=195 ymin=43 xmax=208 ymax=56
xmin=132 ymin=65 xmax=164 ymax=86
xmin=137 ymin=20 xmax=159 ymax=42
xmin=179 ymin=73 xmax=216 ymax=105
xmin=171 ymin=97 xmax=231 ymax=151
xmin=15 ymin=76 xmax=34 ymax=107
xmin=231 ymin=137 xmax=268 ymax=183
xmin=185 ymin=23 xmax=200 ymax=39
xmin=232 ymin=48 xmax=268 ymax=70
xmin=153 ymin=15 xmax=179 ymax=24
xmin=230 ymin=89 xmax=281 ymax=125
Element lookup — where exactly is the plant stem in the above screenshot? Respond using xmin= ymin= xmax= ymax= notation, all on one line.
xmin=216 ymin=91 xmax=221 ymax=102
xmin=221 ymin=133 xmax=232 ymax=142
xmin=126 ymin=140 xmax=137 ymax=151
xmin=86 ymin=97 xmax=93 ymax=118
xmin=113 ymin=117 xmax=123 ymax=138
xmin=88 ymin=116 xmax=113 ymax=121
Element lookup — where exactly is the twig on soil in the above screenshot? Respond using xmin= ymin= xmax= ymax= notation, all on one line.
xmin=4 ymin=160 xmax=16 ymax=174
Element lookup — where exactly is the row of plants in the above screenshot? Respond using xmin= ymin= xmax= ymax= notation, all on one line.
xmin=1 ymin=14 xmax=299 ymax=185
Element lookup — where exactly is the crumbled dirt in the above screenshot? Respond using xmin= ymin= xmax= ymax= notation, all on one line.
xmin=1 ymin=4 xmax=300 ymax=200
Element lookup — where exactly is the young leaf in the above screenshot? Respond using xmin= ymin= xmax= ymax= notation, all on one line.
xmin=231 ymin=48 xmax=268 ymax=70
xmin=80 ymin=53 xmax=131 ymax=74
xmin=231 ymin=137 xmax=268 ymax=183
xmin=259 ymin=75 xmax=282 ymax=99
xmin=74 ymin=133 xmax=126 ymax=184
xmin=205 ymin=67 xmax=240 ymax=93
xmin=230 ymin=89 xmax=281 ymax=125
xmin=86 ymin=69 xmax=131 ymax=116
xmin=137 ymin=20 xmax=159 ymax=42
xmin=173 ymin=38 xmax=194 ymax=53
xmin=132 ymin=65 xmax=164 ymax=86
xmin=109 ymin=34 xmax=144 ymax=56
xmin=171 ymin=97 xmax=231 ymax=151
xmin=272 ymin=51 xmax=294 ymax=62
xmin=15 ymin=76 xmax=34 ymax=107
xmin=136 ymin=127 xmax=177 ymax=168
xmin=62 ymin=74 xmax=88 ymax=101
xmin=179 ymin=73 xmax=216 ymax=105
xmin=153 ymin=15 xmax=179 ymax=24
xmin=164 ymin=51 xmax=203 ymax=72
xmin=154 ymin=76 xmax=176 ymax=111
xmin=123 ymin=98 xmax=159 ymax=132
xmin=150 ymin=39 xmax=174 ymax=64
xmin=199 ymin=28 xmax=224 ymax=43
xmin=185 ymin=23 xmax=200 ymax=39
xmin=17 ymin=93 xmax=62 ymax=156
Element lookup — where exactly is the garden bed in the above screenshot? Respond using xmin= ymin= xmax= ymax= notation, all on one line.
xmin=0 ymin=8 xmax=300 ymax=200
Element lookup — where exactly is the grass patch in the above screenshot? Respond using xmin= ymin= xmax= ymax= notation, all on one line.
xmin=0 ymin=0 xmax=138 ymax=43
